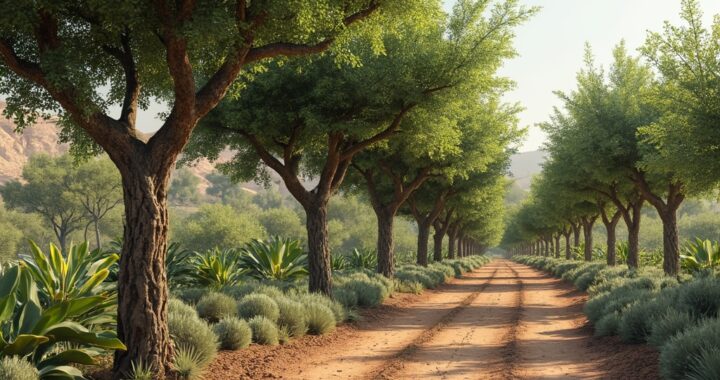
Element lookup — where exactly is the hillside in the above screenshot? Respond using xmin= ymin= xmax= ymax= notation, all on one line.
xmin=509 ymin=150 xmax=546 ymax=190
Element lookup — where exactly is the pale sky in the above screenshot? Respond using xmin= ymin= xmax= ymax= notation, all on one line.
xmin=126 ymin=1 xmax=720 ymax=152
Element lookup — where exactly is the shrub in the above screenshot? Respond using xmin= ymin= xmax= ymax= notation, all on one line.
xmin=174 ymin=345 xmax=205 ymax=380
xmin=168 ymin=312 xmax=219 ymax=366
xmin=253 ymin=284 xmax=285 ymax=299
xmin=0 ymin=357 xmax=39 ymax=380
xmin=276 ymin=297 xmax=307 ymax=337
xmin=213 ymin=317 xmax=252 ymax=350
xmin=595 ymin=312 xmax=621 ymax=337
xmin=344 ymin=279 xmax=388 ymax=307
xmin=677 ymin=278 xmax=720 ymax=319
xmin=221 ymin=282 xmax=260 ymax=300
xmin=248 ymin=316 xmax=279 ymax=345
xmin=278 ymin=325 xmax=291 ymax=345
xmin=333 ymin=287 xmax=358 ymax=308
xmin=648 ymin=310 xmax=696 ymax=347
xmin=397 ymin=280 xmax=424 ymax=294
xmin=687 ymin=347 xmax=720 ymax=380
xmin=169 ymin=298 xmax=198 ymax=319
xmin=196 ymin=292 xmax=237 ymax=322
xmin=175 ymin=288 xmax=208 ymax=305
xmin=304 ymin=302 xmax=336 ymax=335
xmin=299 ymin=293 xmax=346 ymax=323
xmin=618 ymin=297 xmax=670 ymax=343
xmin=238 ymin=294 xmax=280 ymax=322
xmin=660 ymin=318 xmax=720 ymax=379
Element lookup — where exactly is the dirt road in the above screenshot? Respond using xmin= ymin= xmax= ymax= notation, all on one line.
xmin=207 ymin=259 xmax=659 ymax=379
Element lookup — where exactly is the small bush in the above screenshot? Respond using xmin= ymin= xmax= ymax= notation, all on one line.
xmin=237 ymin=293 xmax=280 ymax=322
xmin=333 ymin=287 xmax=358 ymax=308
xmin=677 ymin=278 xmax=720 ymax=319
xmin=0 ymin=357 xmax=39 ymax=380
xmin=168 ymin=313 xmax=218 ymax=366
xmin=595 ymin=312 xmax=621 ymax=336
xmin=299 ymin=293 xmax=346 ymax=323
xmin=304 ymin=301 xmax=337 ymax=335
xmin=660 ymin=318 xmax=720 ymax=379
xmin=276 ymin=297 xmax=307 ymax=337
xmin=648 ymin=310 xmax=696 ymax=347
xmin=221 ymin=282 xmax=259 ymax=300
xmin=687 ymin=347 xmax=720 ymax=380
xmin=248 ymin=315 xmax=279 ymax=345
xmin=169 ymin=297 xmax=198 ymax=319
xmin=213 ymin=317 xmax=252 ymax=350
xmin=196 ymin=292 xmax=237 ymax=322
xmin=396 ymin=280 xmax=424 ymax=294
xmin=618 ymin=297 xmax=671 ymax=343
xmin=175 ymin=288 xmax=208 ymax=305
xmin=344 ymin=279 xmax=388 ymax=307
xmin=253 ymin=284 xmax=285 ymax=299
xmin=278 ymin=325 xmax=291 ymax=345
xmin=174 ymin=345 xmax=205 ymax=380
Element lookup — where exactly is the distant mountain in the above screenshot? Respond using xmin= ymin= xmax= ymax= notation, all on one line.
xmin=509 ymin=150 xmax=546 ymax=190
xmin=0 ymin=105 xmax=68 ymax=185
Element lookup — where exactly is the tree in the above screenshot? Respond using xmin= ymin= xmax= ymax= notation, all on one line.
xmin=72 ymin=157 xmax=123 ymax=249
xmin=1 ymin=155 xmax=86 ymax=252
xmin=0 ymin=1 xmax=389 ymax=376
xmin=186 ymin=0 xmax=534 ymax=290
xmin=173 ymin=203 xmax=266 ymax=252
xmin=169 ymin=168 xmax=202 ymax=205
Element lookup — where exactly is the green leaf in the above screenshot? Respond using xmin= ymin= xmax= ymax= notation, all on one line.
xmin=38 ymin=349 xmax=96 ymax=368
xmin=2 ymin=334 xmax=49 ymax=356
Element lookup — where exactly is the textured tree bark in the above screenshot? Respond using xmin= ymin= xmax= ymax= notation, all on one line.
xmin=659 ymin=209 xmax=681 ymax=276
xmin=627 ymin=212 xmax=641 ymax=268
xmin=447 ymin=225 xmax=459 ymax=259
xmin=416 ymin=221 xmax=431 ymax=266
xmin=376 ymin=208 xmax=395 ymax=278
xmin=305 ymin=202 xmax=333 ymax=294
xmin=114 ymin=169 xmax=173 ymax=378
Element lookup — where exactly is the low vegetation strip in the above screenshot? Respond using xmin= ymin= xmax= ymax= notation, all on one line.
xmin=514 ymin=255 xmax=720 ymax=379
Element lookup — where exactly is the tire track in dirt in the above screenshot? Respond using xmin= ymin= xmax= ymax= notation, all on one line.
xmin=371 ymin=265 xmax=501 ymax=379
xmin=385 ymin=260 xmax=522 ymax=380
xmin=500 ymin=262 xmax=523 ymax=380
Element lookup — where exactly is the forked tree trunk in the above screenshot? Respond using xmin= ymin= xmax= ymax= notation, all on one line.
xmin=600 ymin=209 xmax=621 ymax=266
xmin=376 ymin=208 xmax=395 ymax=277
xmin=114 ymin=169 xmax=173 ymax=378
xmin=305 ymin=201 xmax=333 ymax=294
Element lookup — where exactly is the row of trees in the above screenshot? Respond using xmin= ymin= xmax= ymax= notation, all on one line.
xmin=0 ymin=0 xmax=531 ymax=377
xmin=504 ymin=0 xmax=720 ymax=277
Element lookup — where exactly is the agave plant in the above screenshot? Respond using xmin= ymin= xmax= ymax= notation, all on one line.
xmin=192 ymin=248 xmax=245 ymax=289
xmin=21 ymin=241 xmax=118 ymax=305
xmin=615 ymin=241 xmax=629 ymax=264
xmin=346 ymin=248 xmax=377 ymax=270
xmin=681 ymin=238 xmax=720 ymax=272
xmin=239 ymin=237 xmax=308 ymax=281
xmin=166 ymin=242 xmax=195 ymax=288
xmin=331 ymin=254 xmax=348 ymax=271
xmin=0 ymin=263 xmax=126 ymax=379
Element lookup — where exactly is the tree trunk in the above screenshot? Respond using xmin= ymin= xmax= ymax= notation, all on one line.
xmin=554 ymin=235 xmax=560 ymax=258
xmin=94 ymin=219 xmax=102 ymax=251
xmin=659 ymin=209 xmax=680 ymax=276
xmin=571 ymin=223 xmax=580 ymax=249
xmin=564 ymin=233 xmax=571 ymax=259
xmin=432 ymin=225 xmax=444 ymax=262
xmin=601 ymin=211 xmax=621 ymax=266
xmin=581 ymin=217 xmax=597 ymax=262
xmin=447 ymin=228 xmax=458 ymax=259
xmin=416 ymin=221 xmax=431 ymax=266
xmin=627 ymin=215 xmax=641 ymax=268
xmin=305 ymin=201 xmax=333 ymax=294
xmin=114 ymin=171 xmax=173 ymax=378
xmin=376 ymin=208 xmax=395 ymax=277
